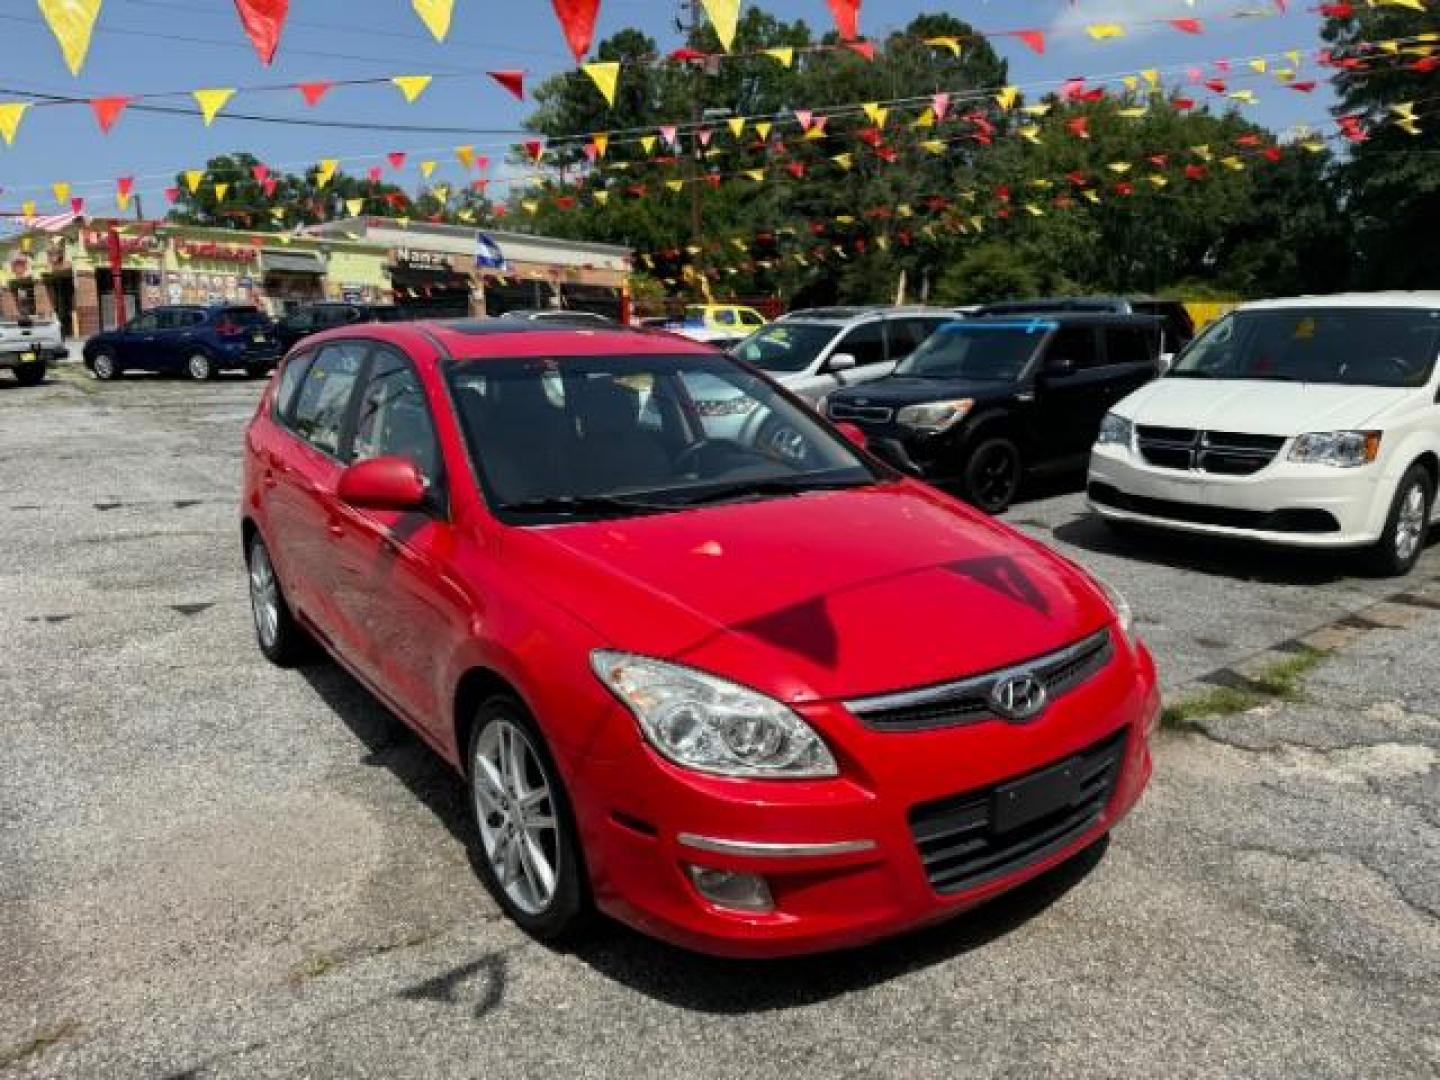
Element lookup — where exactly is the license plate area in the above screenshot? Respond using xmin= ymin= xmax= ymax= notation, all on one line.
xmin=19 ymin=351 xmax=37 ymax=364
xmin=992 ymin=755 xmax=1083 ymax=834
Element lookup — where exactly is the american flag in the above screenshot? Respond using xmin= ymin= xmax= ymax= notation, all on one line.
xmin=0 ymin=210 xmax=81 ymax=238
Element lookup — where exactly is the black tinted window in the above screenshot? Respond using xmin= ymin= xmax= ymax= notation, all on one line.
xmin=1106 ymin=326 xmax=1155 ymax=367
xmin=351 ymin=350 xmax=439 ymax=483
xmin=837 ymin=321 xmax=886 ymax=366
xmin=1046 ymin=327 xmax=1100 ymax=370
xmin=291 ymin=342 xmax=367 ymax=457
xmin=222 ymin=307 xmax=268 ymax=327
xmin=887 ymin=318 xmax=944 ymax=359
xmin=131 ymin=313 xmax=160 ymax=332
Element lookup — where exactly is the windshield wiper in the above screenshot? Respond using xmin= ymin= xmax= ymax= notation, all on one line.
xmin=496 ymin=494 xmax=676 ymax=517
xmin=664 ymin=475 xmax=876 ymax=507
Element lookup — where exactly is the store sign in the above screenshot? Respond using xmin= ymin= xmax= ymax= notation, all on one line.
xmin=394 ymin=248 xmax=451 ymax=271
xmin=82 ymin=230 xmax=163 ymax=256
xmin=178 ymin=241 xmax=257 ymax=264
xmin=475 ymin=232 xmax=507 ymax=270
xmin=341 ymin=286 xmax=364 ymax=302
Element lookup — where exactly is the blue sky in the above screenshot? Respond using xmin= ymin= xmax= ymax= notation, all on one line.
xmin=0 ymin=0 xmax=1334 ymax=216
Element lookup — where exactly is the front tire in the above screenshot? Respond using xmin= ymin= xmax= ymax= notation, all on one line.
xmin=90 ymin=349 xmax=119 ymax=381
xmin=961 ymin=436 xmax=1023 ymax=514
xmin=13 ymin=363 xmax=45 ymax=386
xmin=467 ymin=697 xmax=587 ymax=944
xmin=1364 ymin=465 xmax=1433 ymax=577
xmin=246 ymin=533 xmax=308 ymax=666
xmin=186 ymin=352 xmax=216 ymax=381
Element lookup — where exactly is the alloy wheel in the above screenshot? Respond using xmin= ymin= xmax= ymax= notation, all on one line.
xmin=1395 ymin=481 xmax=1427 ymax=564
xmin=188 ymin=354 xmax=212 ymax=381
xmin=92 ymin=354 xmax=114 ymax=380
xmin=975 ymin=447 xmax=1019 ymax=509
xmin=471 ymin=719 xmax=561 ymax=916
xmin=248 ymin=541 xmax=281 ymax=651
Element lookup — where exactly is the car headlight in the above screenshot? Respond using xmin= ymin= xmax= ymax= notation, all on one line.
xmin=895 ymin=399 xmax=974 ymax=434
xmin=591 ymin=652 xmax=838 ymax=779
xmin=1096 ymin=412 xmax=1134 ymax=449
xmin=1288 ymin=431 xmax=1381 ymax=468
xmin=1093 ymin=577 xmax=1134 ymax=639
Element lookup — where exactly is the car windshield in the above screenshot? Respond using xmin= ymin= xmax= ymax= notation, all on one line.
xmin=448 ymin=353 xmax=880 ymax=522
xmin=1170 ymin=308 xmax=1440 ymax=387
xmin=896 ymin=322 xmax=1050 ymax=380
xmin=731 ymin=322 xmax=837 ymax=374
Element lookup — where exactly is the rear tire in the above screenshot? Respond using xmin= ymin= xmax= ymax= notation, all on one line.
xmin=246 ymin=533 xmax=308 ymax=666
xmin=13 ymin=363 xmax=45 ymax=386
xmin=467 ymin=696 xmax=588 ymax=945
xmin=1364 ymin=465 xmax=1433 ymax=577
xmin=186 ymin=352 xmax=216 ymax=382
xmin=90 ymin=349 xmax=119 ymax=381
xmin=961 ymin=437 xmax=1023 ymax=514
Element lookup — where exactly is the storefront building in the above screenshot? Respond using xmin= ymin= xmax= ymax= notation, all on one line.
xmin=304 ymin=218 xmax=633 ymax=321
xmin=0 ymin=220 xmax=391 ymax=336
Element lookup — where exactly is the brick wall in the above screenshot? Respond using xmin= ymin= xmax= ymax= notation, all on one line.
xmin=74 ymin=272 xmax=101 ymax=338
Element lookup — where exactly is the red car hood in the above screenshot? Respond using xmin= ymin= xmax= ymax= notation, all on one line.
xmin=505 ymin=482 xmax=1114 ymax=702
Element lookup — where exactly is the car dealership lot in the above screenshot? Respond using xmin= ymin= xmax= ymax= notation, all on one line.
xmin=2 ymin=371 xmax=1436 ymax=1078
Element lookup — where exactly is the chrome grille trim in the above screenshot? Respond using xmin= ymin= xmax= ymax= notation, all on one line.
xmin=845 ymin=628 xmax=1114 ymax=732
xmin=828 ymin=402 xmax=894 ymax=424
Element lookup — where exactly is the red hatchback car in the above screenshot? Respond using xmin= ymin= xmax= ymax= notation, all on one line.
xmin=242 ymin=321 xmax=1158 ymax=957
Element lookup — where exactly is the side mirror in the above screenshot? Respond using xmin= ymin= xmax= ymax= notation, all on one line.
xmin=1045 ymin=356 xmax=1076 ymax=377
xmin=828 ymin=352 xmax=858 ymax=372
xmin=337 ymin=456 xmax=428 ymax=512
xmin=835 ymin=421 xmax=869 ymax=450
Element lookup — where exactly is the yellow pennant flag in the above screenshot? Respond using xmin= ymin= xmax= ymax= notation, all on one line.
xmin=1392 ymin=102 xmax=1421 ymax=135
xmin=38 ymin=0 xmax=103 ymax=76
xmin=913 ymin=108 xmax=935 ymax=129
xmin=862 ymin=102 xmax=887 ymax=127
xmin=754 ymin=121 xmax=772 ymax=140
xmin=419 ymin=160 xmax=437 ymax=178
xmin=731 ymin=238 xmax=747 ymax=251
xmin=392 ymin=75 xmax=433 ymax=103
xmin=1229 ymin=90 xmax=1258 ymax=105
xmin=214 ymin=182 xmax=229 ymax=201
xmin=746 ymin=168 xmax=765 ymax=182
xmin=583 ymin=62 xmax=621 ymax=107
xmin=395 ymin=217 xmax=410 ymax=228
xmin=0 ymin=103 xmax=30 ymax=146
xmin=1082 ymin=190 xmax=1101 ymax=205
xmin=193 ymin=88 xmax=235 ymax=126
xmin=1191 ymin=144 xmax=1213 ymax=161
xmin=665 ymin=180 xmax=684 ymax=193
xmin=726 ymin=117 xmax=745 ymax=139
xmin=1249 ymin=58 xmax=1268 ymax=74
xmin=1375 ymin=0 xmax=1424 ymax=9
xmin=411 ymin=0 xmax=454 ymax=41
xmin=592 ymin=190 xmax=609 ymax=205
xmin=763 ymin=47 xmax=793 ymax=67
xmin=700 ymin=0 xmax=740 ymax=52
xmin=1142 ymin=69 xmax=1160 ymax=89
xmin=521 ymin=200 xmax=538 ymax=215
xmin=1022 ymin=103 xmax=1051 ymax=116
xmin=270 ymin=207 xmax=286 ymax=220
xmin=896 ymin=204 xmax=913 ymax=218
xmin=1024 ymin=204 xmax=1045 ymax=217
xmin=1107 ymin=162 xmax=1132 ymax=174
xmin=1086 ymin=23 xmax=1125 ymax=40
xmin=52 ymin=181 xmax=71 ymax=206
xmin=1148 ymin=174 xmax=1169 ymax=188
xmin=22 ymin=200 xmax=36 ymax=219
xmin=455 ymin=144 xmax=475 ymax=169
xmin=830 ymin=153 xmax=852 ymax=170
xmin=924 ymin=36 xmax=961 ymax=57
xmin=1122 ymin=76 xmax=1139 ymax=92
xmin=1221 ymin=156 xmax=1246 ymax=171
xmin=639 ymin=135 xmax=656 ymax=154
xmin=592 ymin=132 xmax=609 ymax=157
xmin=116 ymin=190 xmax=131 ymax=211
xmin=457 ymin=209 xmax=476 ymax=223
xmin=345 ymin=198 xmax=365 ymax=216
xmin=804 ymin=125 xmax=826 ymax=141
xmin=316 ymin=158 xmax=339 ymax=188
xmin=433 ymin=183 xmax=450 ymax=201
xmin=1019 ymin=125 xmax=1042 ymax=144
xmin=1118 ymin=107 xmax=1148 ymax=119
xmin=920 ymin=139 xmax=945 ymax=154
xmin=184 ymin=169 xmax=205 ymax=193
xmin=996 ymin=86 xmax=1019 ymax=110
xmin=1028 ymin=179 xmax=1052 ymax=190
xmin=1286 ymin=49 xmax=1302 ymax=67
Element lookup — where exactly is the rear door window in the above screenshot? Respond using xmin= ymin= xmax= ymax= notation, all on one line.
xmin=835 ymin=321 xmax=886 ymax=366
xmin=1045 ymin=327 xmax=1101 ymax=371
xmin=290 ymin=342 xmax=368 ymax=458
xmin=886 ymin=318 xmax=945 ymax=361
xmin=1104 ymin=326 xmax=1156 ymax=368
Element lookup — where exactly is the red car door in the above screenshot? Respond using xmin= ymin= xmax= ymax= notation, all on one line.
xmin=265 ymin=340 xmax=371 ymax=660
xmin=331 ymin=344 xmax=466 ymax=735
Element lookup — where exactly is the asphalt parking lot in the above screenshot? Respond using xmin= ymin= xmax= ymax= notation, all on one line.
xmin=2 ymin=367 xmax=1436 ymax=1079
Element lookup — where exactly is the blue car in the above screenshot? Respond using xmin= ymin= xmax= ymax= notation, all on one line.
xmin=83 ymin=305 xmax=282 ymax=382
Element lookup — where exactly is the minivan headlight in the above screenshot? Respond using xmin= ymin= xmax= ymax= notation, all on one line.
xmin=591 ymin=652 xmax=838 ymax=779
xmin=1288 ymin=431 xmax=1381 ymax=468
xmin=896 ymin=399 xmax=974 ymax=434
xmin=1096 ymin=412 xmax=1133 ymax=449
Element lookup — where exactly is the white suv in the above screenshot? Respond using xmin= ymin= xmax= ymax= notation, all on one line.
xmin=1088 ymin=293 xmax=1440 ymax=575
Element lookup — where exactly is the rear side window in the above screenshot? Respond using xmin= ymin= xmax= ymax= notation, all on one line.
xmin=887 ymin=318 xmax=945 ymax=360
xmin=222 ymin=307 xmax=268 ymax=326
xmin=836 ymin=321 xmax=886 ymax=366
xmin=1046 ymin=327 xmax=1101 ymax=370
xmin=290 ymin=342 xmax=367 ymax=457
xmin=1105 ymin=326 xmax=1156 ymax=367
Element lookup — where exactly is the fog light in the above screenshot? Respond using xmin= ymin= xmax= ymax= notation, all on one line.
xmin=686 ymin=865 xmax=774 ymax=913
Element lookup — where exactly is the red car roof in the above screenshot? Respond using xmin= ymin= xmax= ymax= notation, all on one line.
xmin=380 ymin=320 xmax=725 ymax=361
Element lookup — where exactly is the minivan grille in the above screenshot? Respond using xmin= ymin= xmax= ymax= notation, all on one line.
xmin=828 ymin=402 xmax=893 ymax=424
xmin=846 ymin=629 xmax=1113 ymax=733
xmin=908 ymin=729 xmax=1127 ymax=894
xmin=1136 ymin=427 xmax=1286 ymax=476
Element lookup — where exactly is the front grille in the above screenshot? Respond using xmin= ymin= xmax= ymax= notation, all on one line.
xmin=1136 ymin=426 xmax=1286 ymax=476
xmin=1089 ymin=483 xmax=1341 ymax=534
xmin=846 ymin=629 xmax=1113 ymax=733
xmin=828 ymin=402 xmax=893 ymax=424
xmin=908 ymin=729 xmax=1127 ymax=894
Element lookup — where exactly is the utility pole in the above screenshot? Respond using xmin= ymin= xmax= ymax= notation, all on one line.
xmin=685 ymin=0 xmax=703 ymax=242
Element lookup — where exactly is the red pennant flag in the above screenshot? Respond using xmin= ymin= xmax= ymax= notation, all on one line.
xmin=251 ymin=164 xmax=269 ymax=183
xmin=1318 ymin=3 xmax=1354 ymax=16
xmin=1115 ymin=182 xmax=1135 ymax=197
xmin=472 ymin=179 xmax=489 ymax=191
xmin=876 ymin=147 xmax=898 ymax=163
xmin=857 ymin=126 xmax=883 ymax=147
xmin=91 ymin=96 xmax=131 ymax=134
xmin=1235 ymin=134 xmax=1262 ymax=147
xmin=1065 ymin=170 xmax=1088 ymax=186
xmin=787 ymin=162 xmax=806 ymax=178
xmin=1169 ymin=19 xmax=1203 ymax=34
xmin=367 ymin=166 xmax=383 ymax=182
xmin=705 ymin=174 xmax=721 ymax=189
xmin=846 ymin=41 xmax=875 ymax=62
xmin=669 ymin=47 xmax=706 ymax=62
xmin=296 ymin=81 xmax=333 ymax=106
xmin=234 ymin=0 xmax=290 ymax=64
xmin=1066 ymin=117 xmax=1090 ymax=138
xmin=263 ymin=178 xmax=278 ymax=197
xmin=388 ymin=152 xmax=407 ymax=169
xmin=555 ymin=196 xmax=576 ymax=210
xmin=931 ymin=92 xmax=950 ymax=122
xmin=476 ymin=155 xmax=490 ymax=171
xmin=1013 ymin=30 xmax=1046 ymax=55
xmin=164 ymin=187 xmax=180 ymax=204
xmin=488 ymin=70 xmax=525 ymax=100
xmin=1288 ymin=81 xmax=1318 ymax=92
xmin=524 ymin=139 xmax=545 ymax=162
xmin=1204 ymin=79 xmax=1227 ymax=94
xmin=827 ymin=0 xmax=860 ymax=40
xmin=117 ymin=176 xmax=134 ymax=196
xmin=1263 ymin=147 xmax=1282 ymax=162
xmin=1173 ymin=97 xmax=1197 ymax=110
xmin=1185 ymin=165 xmax=1207 ymax=180
xmin=1148 ymin=155 xmax=1169 ymax=167
xmin=70 ymin=197 xmax=85 ymax=214
xmin=551 ymin=0 xmax=600 ymax=62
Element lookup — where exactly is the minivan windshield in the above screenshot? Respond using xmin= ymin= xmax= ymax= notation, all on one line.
xmin=896 ymin=322 xmax=1050 ymax=381
xmin=448 ymin=353 xmax=880 ymax=522
xmin=732 ymin=322 xmax=836 ymax=374
xmin=1170 ymin=307 xmax=1440 ymax=387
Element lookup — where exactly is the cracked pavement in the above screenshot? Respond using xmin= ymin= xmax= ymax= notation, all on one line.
xmin=1 ymin=369 xmax=1436 ymax=1078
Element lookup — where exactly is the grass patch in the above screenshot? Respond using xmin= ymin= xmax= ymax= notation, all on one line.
xmin=1162 ymin=646 xmax=1332 ymax=731
xmin=0 ymin=1021 xmax=80 ymax=1068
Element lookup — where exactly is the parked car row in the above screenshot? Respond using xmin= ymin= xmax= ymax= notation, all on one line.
xmin=0 ymin=314 xmax=66 ymax=386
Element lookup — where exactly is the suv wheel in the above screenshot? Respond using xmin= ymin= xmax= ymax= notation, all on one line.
xmin=90 ymin=350 xmax=119 ymax=381
xmin=468 ymin=697 xmax=587 ymax=944
xmin=186 ymin=353 xmax=215 ymax=381
xmin=962 ymin=437 xmax=1023 ymax=514
xmin=246 ymin=533 xmax=308 ymax=665
xmin=1365 ymin=465 xmax=1433 ymax=576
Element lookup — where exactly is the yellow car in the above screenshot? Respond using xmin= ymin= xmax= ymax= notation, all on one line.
xmin=681 ymin=304 xmax=768 ymax=336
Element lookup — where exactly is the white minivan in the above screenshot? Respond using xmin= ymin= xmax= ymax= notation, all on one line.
xmin=1089 ymin=294 xmax=1440 ymax=575
xmin=730 ymin=307 xmax=956 ymax=402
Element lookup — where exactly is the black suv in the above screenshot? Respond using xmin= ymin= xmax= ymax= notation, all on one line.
xmin=276 ymin=303 xmax=407 ymax=352
xmin=974 ymin=297 xmax=1194 ymax=367
xmin=824 ymin=313 xmax=1161 ymax=512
